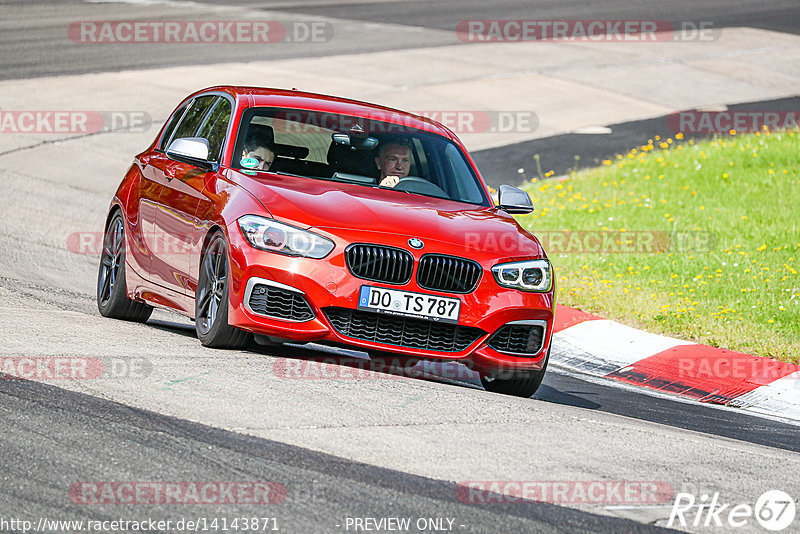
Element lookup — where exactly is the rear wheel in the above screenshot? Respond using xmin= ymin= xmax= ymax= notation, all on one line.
xmin=97 ymin=212 xmax=153 ymax=322
xmin=481 ymin=347 xmax=549 ymax=398
xmin=195 ymin=232 xmax=251 ymax=349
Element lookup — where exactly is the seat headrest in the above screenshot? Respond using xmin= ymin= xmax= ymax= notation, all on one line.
xmin=327 ymin=142 xmax=377 ymax=176
xmin=245 ymin=123 xmax=274 ymax=145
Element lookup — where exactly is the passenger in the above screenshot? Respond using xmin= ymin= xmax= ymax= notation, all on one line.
xmin=241 ymin=135 xmax=275 ymax=171
xmin=376 ymin=141 xmax=411 ymax=187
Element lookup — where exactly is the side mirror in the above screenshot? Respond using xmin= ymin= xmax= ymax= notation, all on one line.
xmin=497 ymin=184 xmax=534 ymax=214
xmin=166 ymin=137 xmax=212 ymax=169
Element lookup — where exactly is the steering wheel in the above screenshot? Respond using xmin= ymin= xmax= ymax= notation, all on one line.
xmin=394 ymin=176 xmax=447 ymax=197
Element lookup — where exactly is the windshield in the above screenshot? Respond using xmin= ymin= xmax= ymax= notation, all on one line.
xmin=232 ymin=107 xmax=491 ymax=206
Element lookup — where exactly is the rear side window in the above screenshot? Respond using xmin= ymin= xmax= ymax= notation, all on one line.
xmin=196 ymin=98 xmax=232 ymax=163
xmin=170 ymin=95 xmax=216 ymax=142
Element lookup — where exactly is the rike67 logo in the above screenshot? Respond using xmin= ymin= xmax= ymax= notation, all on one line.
xmin=669 ymin=490 xmax=796 ymax=531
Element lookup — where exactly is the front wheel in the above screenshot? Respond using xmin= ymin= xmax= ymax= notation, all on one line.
xmin=195 ymin=232 xmax=251 ymax=349
xmin=97 ymin=212 xmax=153 ymax=322
xmin=481 ymin=347 xmax=549 ymax=398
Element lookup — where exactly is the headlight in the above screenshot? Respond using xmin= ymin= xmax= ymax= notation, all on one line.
xmin=237 ymin=215 xmax=334 ymax=259
xmin=491 ymin=259 xmax=552 ymax=292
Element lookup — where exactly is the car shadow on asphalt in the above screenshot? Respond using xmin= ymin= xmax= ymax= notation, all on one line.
xmin=533 ymin=382 xmax=602 ymax=410
xmin=143 ymin=319 xmax=602 ymax=407
xmin=146 ymin=318 xmax=198 ymax=339
xmin=247 ymin=340 xmax=493 ymax=391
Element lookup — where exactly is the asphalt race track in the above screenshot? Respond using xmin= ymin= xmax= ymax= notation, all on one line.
xmin=4 ymin=0 xmax=800 ymax=79
xmin=2 ymin=377 xmax=676 ymax=534
xmin=1 ymin=1 xmax=799 ymax=533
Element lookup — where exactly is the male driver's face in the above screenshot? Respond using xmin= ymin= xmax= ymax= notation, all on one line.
xmin=376 ymin=144 xmax=411 ymax=180
xmin=242 ymin=146 xmax=275 ymax=171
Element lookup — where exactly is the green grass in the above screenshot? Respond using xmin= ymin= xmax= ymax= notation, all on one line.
xmin=517 ymin=130 xmax=800 ymax=363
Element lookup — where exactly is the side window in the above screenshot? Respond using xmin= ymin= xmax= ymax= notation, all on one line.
xmin=443 ymin=142 xmax=484 ymax=204
xmin=196 ymin=98 xmax=232 ymax=163
xmin=159 ymin=101 xmax=190 ymax=151
xmin=410 ymin=137 xmax=428 ymax=178
xmin=170 ymin=95 xmax=216 ymax=143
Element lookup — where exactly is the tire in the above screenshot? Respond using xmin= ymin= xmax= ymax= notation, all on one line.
xmin=195 ymin=231 xmax=251 ymax=349
xmin=480 ymin=347 xmax=549 ymax=398
xmin=97 ymin=212 xmax=153 ymax=322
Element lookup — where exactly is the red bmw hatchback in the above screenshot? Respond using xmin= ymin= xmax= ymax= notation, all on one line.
xmin=98 ymin=86 xmax=555 ymax=397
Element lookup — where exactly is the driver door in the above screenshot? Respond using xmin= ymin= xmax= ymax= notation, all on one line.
xmin=145 ymin=95 xmax=218 ymax=296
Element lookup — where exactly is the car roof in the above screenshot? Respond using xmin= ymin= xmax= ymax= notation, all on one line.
xmin=190 ymin=85 xmax=456 ymax=138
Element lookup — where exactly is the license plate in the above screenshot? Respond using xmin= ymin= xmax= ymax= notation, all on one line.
xmin=357 ymin=285 xmax=460 ymax=324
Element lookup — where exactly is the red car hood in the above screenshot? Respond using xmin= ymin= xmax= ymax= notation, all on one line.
xmin=231 ymin=171 xmax=544 ymax=257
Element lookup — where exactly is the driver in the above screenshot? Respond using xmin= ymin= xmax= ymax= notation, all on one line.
xmin=376 ymin=141 xmax=411 ymax=187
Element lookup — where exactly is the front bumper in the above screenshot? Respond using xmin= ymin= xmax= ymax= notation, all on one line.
xmin=225 ymin=223 xmax=555 ymax=373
